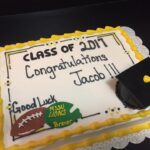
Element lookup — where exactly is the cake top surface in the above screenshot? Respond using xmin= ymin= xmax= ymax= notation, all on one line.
xmin=0 ymin=26 xmax=149 ymax=150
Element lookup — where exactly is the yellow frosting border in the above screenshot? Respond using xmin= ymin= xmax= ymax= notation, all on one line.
xmin=0 ymin=88 xmax=4 ymax=150
xmin=57 ymin=121 xmax=150 ymax=150
xmin=0 ymin=26 xmax=147 ymax=150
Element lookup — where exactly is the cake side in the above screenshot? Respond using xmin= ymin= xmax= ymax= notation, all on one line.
xmin=0 ymin=26 xmax=148 ymax=150
xmin=0 ymin=91 xmax=4 ymax=150
xmin=56 ymin=121 xmax=150 ymax=150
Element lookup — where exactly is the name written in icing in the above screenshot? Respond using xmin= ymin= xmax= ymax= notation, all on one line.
xmin=69 ymin=67 xmax=105 ymax=86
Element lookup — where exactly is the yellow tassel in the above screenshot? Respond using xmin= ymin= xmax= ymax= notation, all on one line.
xmin=143 ymin=75 xmax=150 ymax=83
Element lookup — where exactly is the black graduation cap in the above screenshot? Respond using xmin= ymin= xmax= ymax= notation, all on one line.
xmin=116 ymin=57 xmax=150 ymax=109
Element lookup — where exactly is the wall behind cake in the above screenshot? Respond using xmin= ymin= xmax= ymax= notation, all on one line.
xmin=0 ymin=0 xmax=125 ymax=16
xmin=0 ymin=0 xmax=149 ymax=51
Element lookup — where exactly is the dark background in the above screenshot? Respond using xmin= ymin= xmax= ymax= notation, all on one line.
xmin=0 ymin=0 xmax=150 ymax=149
xmin=0 ymin=0 xmax=150 ymax=49
xmin=0 ymin=0 xmax=128 ymax=16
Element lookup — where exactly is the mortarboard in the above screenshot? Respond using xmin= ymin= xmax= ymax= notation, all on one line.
xmin=116 ymin=57 xmax=150 ymax=109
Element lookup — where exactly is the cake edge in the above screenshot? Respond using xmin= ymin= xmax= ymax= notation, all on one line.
xmin=0 ymin=26 xmax=144 ymax=61
xmin=0 ymin=26 xmax=148 ymax=150
xmin=56 ymin=120 xmax=150 ymax=150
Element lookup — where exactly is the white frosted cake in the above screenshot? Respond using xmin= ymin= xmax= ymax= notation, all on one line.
xmin=0 ymin=26 xmax=150 ymax=150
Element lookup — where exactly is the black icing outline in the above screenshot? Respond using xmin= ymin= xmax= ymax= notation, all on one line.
xmin=4 ymin=32 xmax=133 ymax=141
xmin=4 ymin=44 xmax=55 ymax=141
xmin=86 ymin=32 xmax=135 ymax=64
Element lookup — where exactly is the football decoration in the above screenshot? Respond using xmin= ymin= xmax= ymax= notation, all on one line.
xmin=44 ymin=102 xmax=82 ymax=128
xmin=11 ymin=107 xmax=45 ymax=136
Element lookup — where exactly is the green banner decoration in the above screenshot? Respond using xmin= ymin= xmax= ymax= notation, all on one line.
xmin=44 ymin=102 xmax=82 ymax=128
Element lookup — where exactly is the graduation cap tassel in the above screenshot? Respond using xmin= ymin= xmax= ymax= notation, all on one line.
xmin=143 ymin=75 xmax=150 ymax=83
